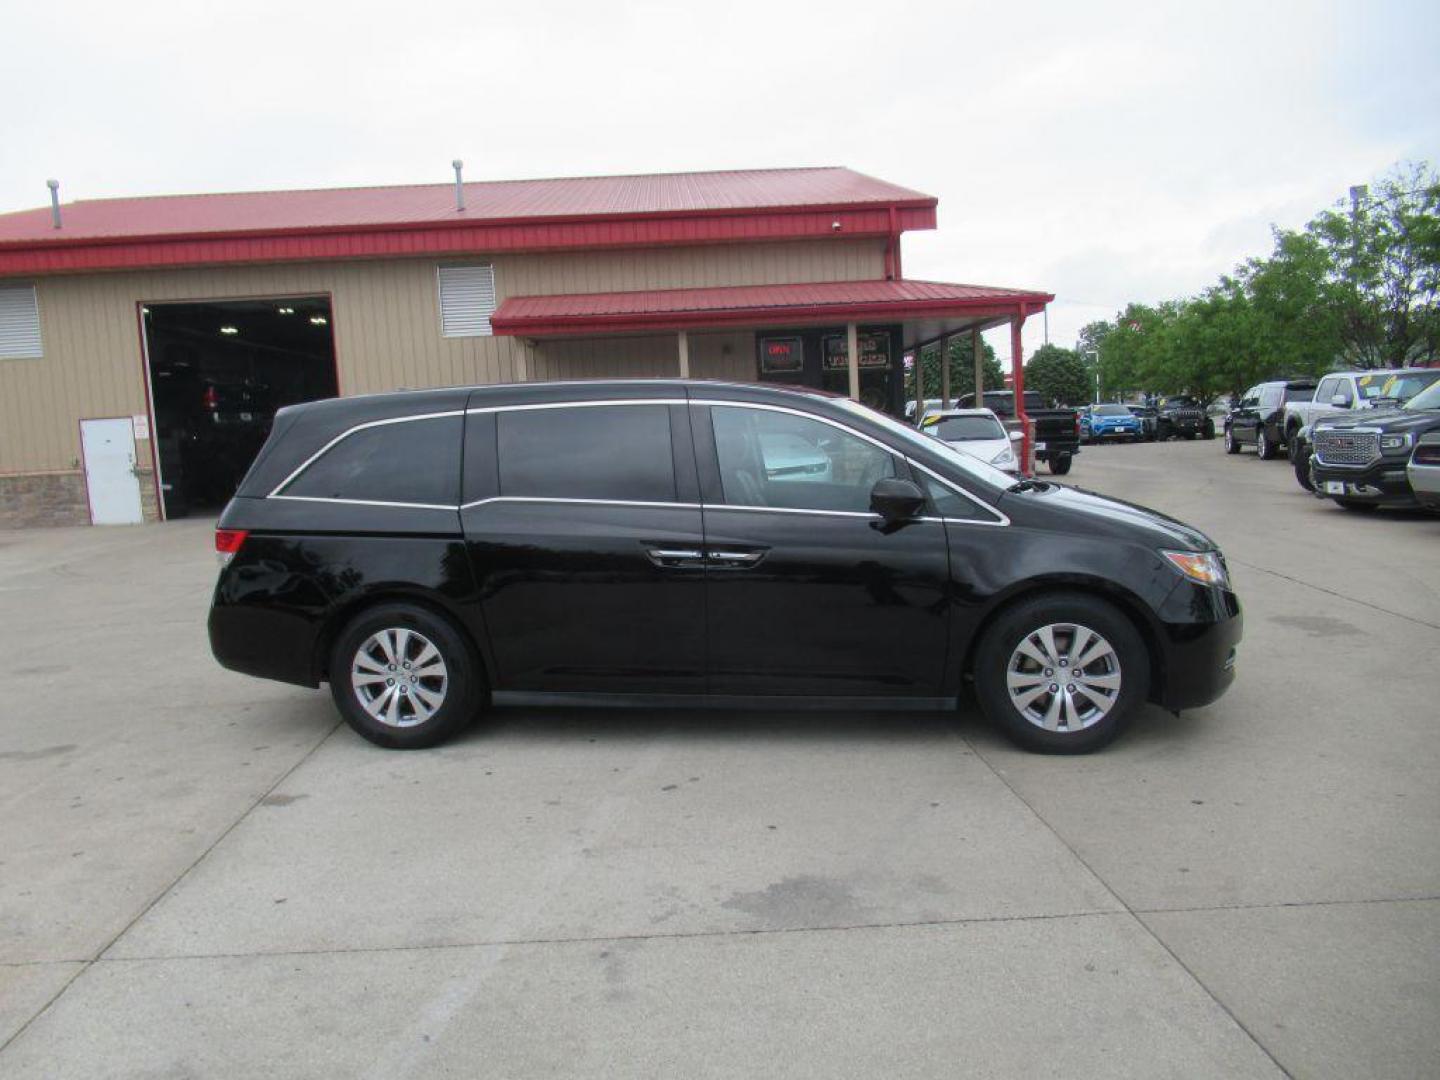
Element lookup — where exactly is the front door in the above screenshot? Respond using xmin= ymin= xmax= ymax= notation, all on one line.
xmin=693 ymin=401 xmax=951 ymax=696
xmin=80 ymin=418 xmax=144 ymax=525
xmin=461 ymin=400 xmax=706 ymax=694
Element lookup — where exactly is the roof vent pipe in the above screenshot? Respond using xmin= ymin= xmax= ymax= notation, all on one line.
xmin=46 ymin=179 xmax=61 ymax=229
xmin=452 ymin=160 xmax=465 ymax=212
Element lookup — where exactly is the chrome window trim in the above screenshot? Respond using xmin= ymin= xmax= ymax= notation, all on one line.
xmin=268 ymin=494 xmax=461 ymax=511
xmin=267 ymin=410 xmax=466 ymax=500
xmin=462 ymin=496 xmax=700 ymax=512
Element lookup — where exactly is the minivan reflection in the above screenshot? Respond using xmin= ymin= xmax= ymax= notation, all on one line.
xmin=210 ymin=381 xmax=1241 ymax=753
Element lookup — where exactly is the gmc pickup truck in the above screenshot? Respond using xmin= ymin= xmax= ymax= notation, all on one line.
xmin=956 ymin=390 xmax=1081 ymax=475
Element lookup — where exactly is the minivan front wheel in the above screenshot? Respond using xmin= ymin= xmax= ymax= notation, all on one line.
xmin=330 ymin=603 xmax=483 ymax=749
xmin=973 ymin=593 xmax=1149 ymax=753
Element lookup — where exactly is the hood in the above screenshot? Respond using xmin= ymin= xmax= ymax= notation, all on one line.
xmin=1317 ymin=408 xmax=1439 ymax=434
xmin=941 ymin=436 xmax=1014 ymax=466
xmin=1003 ymin=483 xmax=1215 ymax=551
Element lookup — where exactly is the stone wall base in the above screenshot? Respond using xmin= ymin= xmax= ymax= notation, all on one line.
xmin=0 ymin=469 xmax=160 ymax=528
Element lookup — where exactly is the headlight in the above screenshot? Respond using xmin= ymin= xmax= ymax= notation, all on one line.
xmin=990 ymin=448 xmax=1015 ymax=466
xmin=1380 ymin=433 xmax=1412 ymax=452
xmin=1161 ymin=549 xmax=1229 ymax=588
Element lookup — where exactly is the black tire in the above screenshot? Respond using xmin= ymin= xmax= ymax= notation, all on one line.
xmin=1049 ymin=454 xmax=1072 ymax=476
xmin=1224 ymin=426 xmax=1240 ymax=454
xmin=1286 ymin=426 xmax=1302 ymax=459
xmin=1202 ymin=420 xmax=1216 ymax=440
xmin=1292 ymin=445 xmax=1314 ymax=492
xmin=1335 ymin=499 xmax=1379 ymax=513
xmin=328 ymin=602 xmax=485 ymax=749
xmin=1256 ymin=428 xmax=1278 ymax=460
xmin=1156 ymin=422 xmax=1171 ymax=442
xmin=973 ymin=592 xmax=1150 ymax=754
xmin=1183 ymin=432 xmax=1196 ymax=440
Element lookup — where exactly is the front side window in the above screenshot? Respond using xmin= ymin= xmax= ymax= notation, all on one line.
xmin=498 ymin=404 xmax=676 ymax=502
xmin=711 ymin=406 xmax=895 ymax=513
xmin=1315 ymin=377 xmax=1336 ymax=403
xmin=1331 ymin=381 xmax=1353 ymax=407
xmin=282 ymin=415 xmax=462 ymax=505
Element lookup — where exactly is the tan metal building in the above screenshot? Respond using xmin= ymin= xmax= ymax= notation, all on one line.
xmin=0 ymin=167 xmax=1049 ymax=527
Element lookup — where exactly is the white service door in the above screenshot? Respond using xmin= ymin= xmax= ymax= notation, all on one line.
xmin=80 ymin=418 xmax=144 ymax=525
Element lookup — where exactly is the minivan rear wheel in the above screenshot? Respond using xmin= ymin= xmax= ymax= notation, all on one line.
xmin=329 ymin=603 xmax=484 ymax=749
xmin=973 ymin=593 xmax=1149 ymax=753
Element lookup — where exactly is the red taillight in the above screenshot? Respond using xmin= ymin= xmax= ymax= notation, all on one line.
xmin=202 ymin=386 xmax=219 ymax=410
xmin=215 ymin=529 xmax=249 ymax=566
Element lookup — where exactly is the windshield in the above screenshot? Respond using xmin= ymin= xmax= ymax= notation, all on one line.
xmin=926 ymin=415 xmax=1005 ymax=441
xmin=1403 ymin=378 xmax=1440 ymax=412
xmin=834 ymin=399 xmax=1014 ymax=492
xmin=1362 ymin=370 xmax=1440 ymax=402
xmin=1093 ymin=404 xmax=1131 ymax=416
xmin=1284 ymin=386 xmax=1316 ymax=402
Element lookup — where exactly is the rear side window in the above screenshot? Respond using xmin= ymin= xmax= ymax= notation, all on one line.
xmin=498 ymin=404 xmax=676 ymax=502
xmin=282 ymin=415 xmax=462 ymax=506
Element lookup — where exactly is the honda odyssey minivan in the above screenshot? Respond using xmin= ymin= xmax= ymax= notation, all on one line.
xmin=209 ymin=380 xmax=1241 ymax=753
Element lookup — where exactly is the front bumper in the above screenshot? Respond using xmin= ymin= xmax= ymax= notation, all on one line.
xmin=1153 ymin=581 xmax=1242 ymax=711
xmin=1092 ymin=425 xmax=1141 ymax=439
xmin=1311 ymin=457 xmax=1415 ymax=505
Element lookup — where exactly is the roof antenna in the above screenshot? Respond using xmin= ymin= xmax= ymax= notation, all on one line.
xmin=452 ymin=160 xmax=465 ymax=212
xmin=46 ymin=179 xmax=61 ymax=229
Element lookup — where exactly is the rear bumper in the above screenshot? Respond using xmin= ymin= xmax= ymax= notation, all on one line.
xmin=1154 ymin=585 xmax=1243 ymax=711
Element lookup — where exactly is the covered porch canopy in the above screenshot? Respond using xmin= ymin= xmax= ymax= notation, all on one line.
xmin=491 ymin=277 xmax=1053 ymax=408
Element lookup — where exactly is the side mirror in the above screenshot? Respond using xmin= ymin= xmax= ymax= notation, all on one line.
xmin=1009 ymin=430 xmax=1024 ymax=442
xmin=870 ymin=477 xmax=926 ymax=522
xmin=1331 ymin=395 xmax=1349 ymax=408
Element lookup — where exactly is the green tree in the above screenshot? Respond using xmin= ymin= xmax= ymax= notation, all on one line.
xmin=907 ymin=332 xmax=1002 ymax=401
xmin=1024 ymin=344 xmax=1090 ymax=405
xmin=1307 ymin=163 xmax=1440 ymax=366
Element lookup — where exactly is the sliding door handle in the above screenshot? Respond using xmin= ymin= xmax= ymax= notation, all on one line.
xmin=646 ymin=547 xmax=706 ymax=568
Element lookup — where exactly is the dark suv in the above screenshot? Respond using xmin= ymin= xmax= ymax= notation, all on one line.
xmin=1224 ymin=379 xmax=1317 ymax=458
xmin=210 ymin=380 xmax=1241 ymax=754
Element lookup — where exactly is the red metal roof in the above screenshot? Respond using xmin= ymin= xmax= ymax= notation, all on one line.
xmin=491 ymin=279 xmax=1053 ymax=336
xmin=0 ymin=167 xmax=937 ymax=275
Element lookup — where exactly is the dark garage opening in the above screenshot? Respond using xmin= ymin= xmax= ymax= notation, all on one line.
xmin=143 ymin=296 xmax=339 ymax=518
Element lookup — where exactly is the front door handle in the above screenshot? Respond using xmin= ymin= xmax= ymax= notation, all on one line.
xmin=707 ymin=548 xmax=766 ymax=568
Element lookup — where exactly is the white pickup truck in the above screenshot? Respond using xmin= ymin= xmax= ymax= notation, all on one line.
xmin=1284 ymin=369 xmax=1440 ymax=445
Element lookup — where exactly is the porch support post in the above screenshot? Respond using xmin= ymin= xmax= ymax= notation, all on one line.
xmin=973 ymin=329 xmax=984 ymax=403
xmin=913 ymin=344 xmax=925 ymax=419
xmin=940 ymin=335 xmax=951 ymax=407
xmin=1011 ymin=311 xmax=1031 ymax=476
xmin=677 ymin=330 xmax=690 ymax=378
xmin=846 ymin=322 xmax=860 ymax=401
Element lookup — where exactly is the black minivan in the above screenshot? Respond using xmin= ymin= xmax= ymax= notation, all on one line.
xmin=210 ymin=380 xmax=1241 ymax=753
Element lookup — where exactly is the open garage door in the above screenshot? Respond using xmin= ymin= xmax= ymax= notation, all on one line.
xmin=142 ymin=296 xmax=339 ymax=518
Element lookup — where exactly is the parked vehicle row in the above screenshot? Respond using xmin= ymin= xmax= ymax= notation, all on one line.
xmin=211 ymin=380 xmax=1242 ymax=755
xmin=1221 ymin=368 xmax=1440 ymax=513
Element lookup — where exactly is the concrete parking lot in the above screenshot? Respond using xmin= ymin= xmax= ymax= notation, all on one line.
xmin=2 ymin=439 xmax=1437 ymax=1078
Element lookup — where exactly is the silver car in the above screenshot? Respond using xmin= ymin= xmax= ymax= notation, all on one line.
xmin=1407 ymin=431 xmax=1440 ymax=512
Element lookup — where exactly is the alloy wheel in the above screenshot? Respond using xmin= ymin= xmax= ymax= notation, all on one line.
xmin=1005 ymin=623 xmax=1121 ymax=732
xmin=350 ymin=627 xmax=449 ymax=728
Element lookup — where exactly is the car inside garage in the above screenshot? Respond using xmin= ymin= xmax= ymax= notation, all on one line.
xmin=143 ymin=296 xmax=338 ymax=518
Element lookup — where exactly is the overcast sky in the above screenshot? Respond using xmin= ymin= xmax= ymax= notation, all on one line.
xmin=5 ymin=0 xmax=1438 ymax=367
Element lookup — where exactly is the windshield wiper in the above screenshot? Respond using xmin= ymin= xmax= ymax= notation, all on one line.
xmin=1006 ymin=478 xmax=1051 ymax=493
